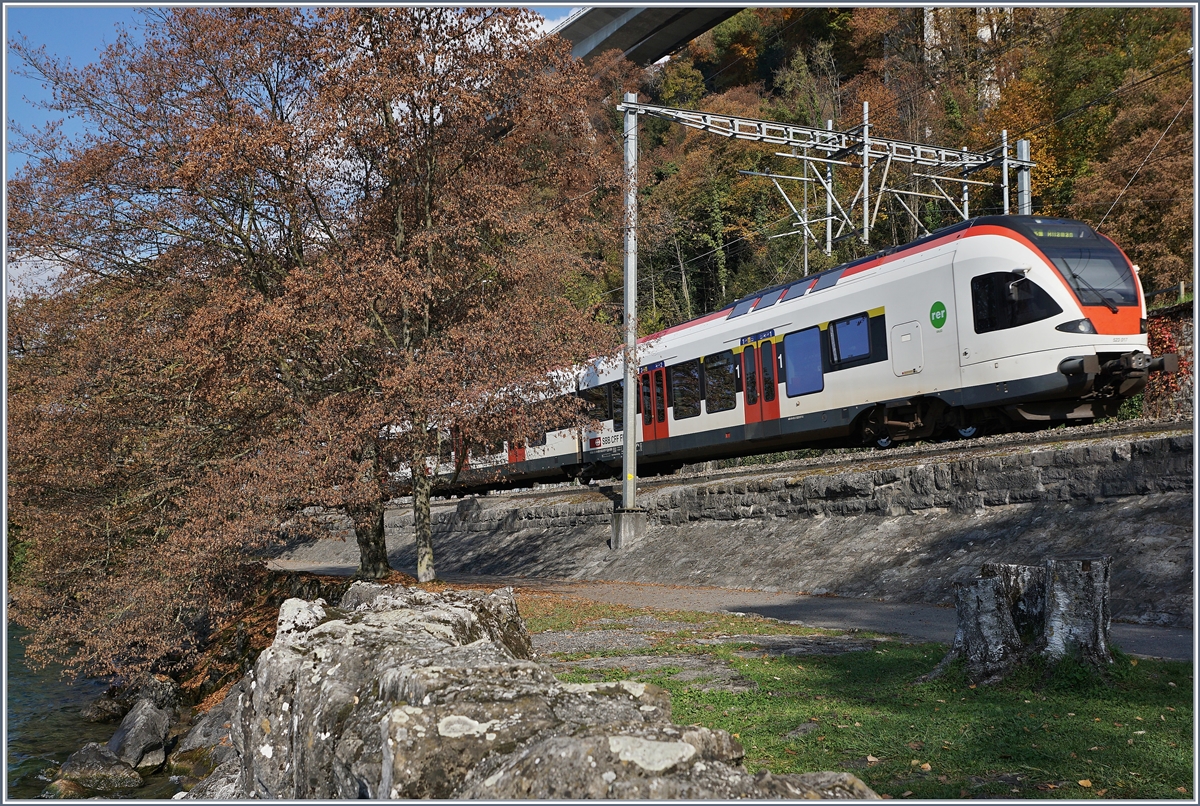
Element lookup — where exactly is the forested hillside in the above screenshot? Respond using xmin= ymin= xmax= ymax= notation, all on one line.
xmin=601 ymin=7 xmax=1192 ymax=335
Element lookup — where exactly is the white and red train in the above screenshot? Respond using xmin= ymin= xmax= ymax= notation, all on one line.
xmin=464 ymin=215 xmax=1176 ymax=486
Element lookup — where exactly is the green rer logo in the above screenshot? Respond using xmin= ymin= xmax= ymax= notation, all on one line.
xmin=930 ymin=301 xmax=948 ymax=329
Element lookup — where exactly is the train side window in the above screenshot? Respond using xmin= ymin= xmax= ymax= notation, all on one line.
xmin=579 ymin=384 xmax=610 ymax=422
xmin=611 ymin=380 xmax=624 ymax=431
xmin=830 ymin=313 xmax=870 ymax=363
xmin=743 ymin=344 xmax=758 ymax=406
xmin=971 ymin=272 xmax=1063 ymax=333
xmin=671 ymin=359 xmax=702 ymax=419
xmin=640 ymin=374 xmax=653 ymax=425
xmin=653 ymin=371 xmax=666 ymax=423
xmin=703 ymin=350 xmax=737 ymax=413
xmin=783 ymin=326 xmax=824 ymax=397
xmin=760 ymin=342 xmax=776 ymax=402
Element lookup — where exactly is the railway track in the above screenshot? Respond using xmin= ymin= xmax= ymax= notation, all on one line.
xmin=468 ymin=416 xmax=1192 ymax=506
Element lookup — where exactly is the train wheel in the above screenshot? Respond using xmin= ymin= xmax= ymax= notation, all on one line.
xmin=955 ymin=424 xmax=981 ymax=439
xmin=874 ymin=434 xmax=895 ymax=449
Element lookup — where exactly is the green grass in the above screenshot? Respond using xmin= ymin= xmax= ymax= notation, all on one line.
xmin=519 ymin=594 xmax=1194 ymax=799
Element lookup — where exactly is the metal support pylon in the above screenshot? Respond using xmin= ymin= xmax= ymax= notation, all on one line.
xmin=617 ymin=99 xmax=1036 ymax=249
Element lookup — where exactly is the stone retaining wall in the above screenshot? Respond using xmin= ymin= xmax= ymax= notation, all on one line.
xmin=395 ymin=435 xmax=1191 ymax=533
xmin=274 ymin=433 xmax=1192 ymax=627
xmin=383 ymin=435 xmax=1194 ymax=626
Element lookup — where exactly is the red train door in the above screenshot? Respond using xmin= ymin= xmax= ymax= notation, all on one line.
xmin=639 ymin=365 xmax=669 ymax=443
xmin=741 ymin=338 xmax=781 ymax=427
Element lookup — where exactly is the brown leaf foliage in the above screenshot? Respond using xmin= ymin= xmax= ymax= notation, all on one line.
xmin=7 ymin=8 xmax=620 ymax=682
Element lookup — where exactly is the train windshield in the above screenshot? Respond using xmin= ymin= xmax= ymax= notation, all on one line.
xmin=1017 ymin=220 xmax=1138 ymax=307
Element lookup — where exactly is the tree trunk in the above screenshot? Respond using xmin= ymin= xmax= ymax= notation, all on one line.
xmin=413 ymin=458 xmax=436 ymax=582
xmin=1042 ymin=556 xmax=1112 ymax=666
xmin=981 ymin=561 xmax=1047 ymax=645
xmin=943 ymin=577 xmax=1027 ymax=684
xmin=353 ymin=503 xmax=392 ymax=580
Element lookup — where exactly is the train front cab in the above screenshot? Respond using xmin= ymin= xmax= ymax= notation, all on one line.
xmin=951 ymin=216 xmax=1176 ymax=425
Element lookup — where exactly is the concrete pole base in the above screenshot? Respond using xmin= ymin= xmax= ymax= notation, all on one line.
xmin=611 ymin=508 xmax=648 ymax=550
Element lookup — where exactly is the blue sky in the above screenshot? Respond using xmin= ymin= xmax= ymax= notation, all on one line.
xmin=4 ymin=5 xmax=581 ymax=181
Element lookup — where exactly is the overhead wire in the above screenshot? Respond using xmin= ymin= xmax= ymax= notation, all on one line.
xmin=834 ymin=48 xmax=1193 ymax=224
xmin=1098 ymin=94 xmax=1192 ymax=226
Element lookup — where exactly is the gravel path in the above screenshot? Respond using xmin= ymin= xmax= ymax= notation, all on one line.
xmin=441 ymin=573 xmax=1192 ymax=661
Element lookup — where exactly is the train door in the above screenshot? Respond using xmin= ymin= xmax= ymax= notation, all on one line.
xmin=639 ymin=364 xmax=669 ymax=446
xmin=740 ymin=337 xmax=782 ymax=438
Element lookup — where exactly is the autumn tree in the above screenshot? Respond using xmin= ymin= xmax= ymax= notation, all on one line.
xmin=8 ymin=7 xmax=327 ymax=681
xmin=7 ymin=7 xmax=617 ymax=681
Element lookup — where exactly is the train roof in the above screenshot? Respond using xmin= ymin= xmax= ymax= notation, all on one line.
xmin=638 ymin=215 xmax=1099 ymax=345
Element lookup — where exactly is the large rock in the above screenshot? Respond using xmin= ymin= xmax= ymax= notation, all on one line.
xmin=183 ymin=759 xmax=241 ymax=799
xmin=81 ymin=675 xmax=178 ymax=723
xmin=176 ymin=679 xmax=243 ymax=757
xmin=220 ymin=583 xmax=877 ymax=799
xmin=457 ymin=727 xmax=877 ymax=799
xmin=135 ymin=673 xmax=181 ymax=711
xmin=40 ymin=779 xmax=88 ymax=799
xmin=56 ymin=742 xmax=143 ymax=790
xmin=108 ymin=698 xmax=172 ymax=769
xmin=169 ymin=679 xmax=243 ymax=781
xmin=80 ymin=689 xmax=131 ymax=723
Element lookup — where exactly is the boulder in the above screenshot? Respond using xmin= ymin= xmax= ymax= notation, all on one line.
xmin=216 ymin=582 xmax=877 ymax=800
xmin=56 ymin=742 xmax=143 ymax=790
xmin=175 ymin=676 xmax=244 ymax=758
xmin=80 ymin=689 xmax=131 ymax=723
xmin=108 ymin=698 xmax=172 ymax=769
xmin=171 ymin=678 xmax=244 ymax=775
xmin=460 ymin=733 xmax=879 ymax=799
xmin=135 ymin=673 xmax=181 ymax=711
xmin=81 ymin=675 xmax=178 ymax=723
xmin=40 ymin=779 xmax=88 ymax=799
xmin=183 ymin=759 xmax=241 ymax=799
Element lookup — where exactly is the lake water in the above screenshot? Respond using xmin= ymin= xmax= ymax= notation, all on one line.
xmin=6 ymin=624 xmax=183 ymax=799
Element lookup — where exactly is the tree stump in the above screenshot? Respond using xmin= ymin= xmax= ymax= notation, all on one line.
xmin=980 ymin=562 xmax=1047 ymax=645
xmin=922 ymin=556 xmax=1112 ymax=684
xmin=946 ymin=577 xmax=1026 ymax=684
xmin=1043 ymin=556 xmax=1113 ymax=666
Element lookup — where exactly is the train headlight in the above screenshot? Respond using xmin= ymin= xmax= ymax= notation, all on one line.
xmin=1055 ymin=318 xmax=1097 ymax=334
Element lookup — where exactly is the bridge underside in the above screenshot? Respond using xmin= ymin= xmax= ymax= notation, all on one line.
xmin=553 ymin=7 xmax=741 ymax=66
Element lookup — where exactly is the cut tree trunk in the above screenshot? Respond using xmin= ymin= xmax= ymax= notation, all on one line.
xmin=413 ymin=462 xmax=436 ymax=582
xmin=1042 ymin=556 xmax=1113 ymax=666
xmin=922 ymin=556 xmax=1113 ymax=684
xmin=923 ymin=577 xmax=1026 ymax=685
xmin=980 ymin=562 xmax=1047 ymax=645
